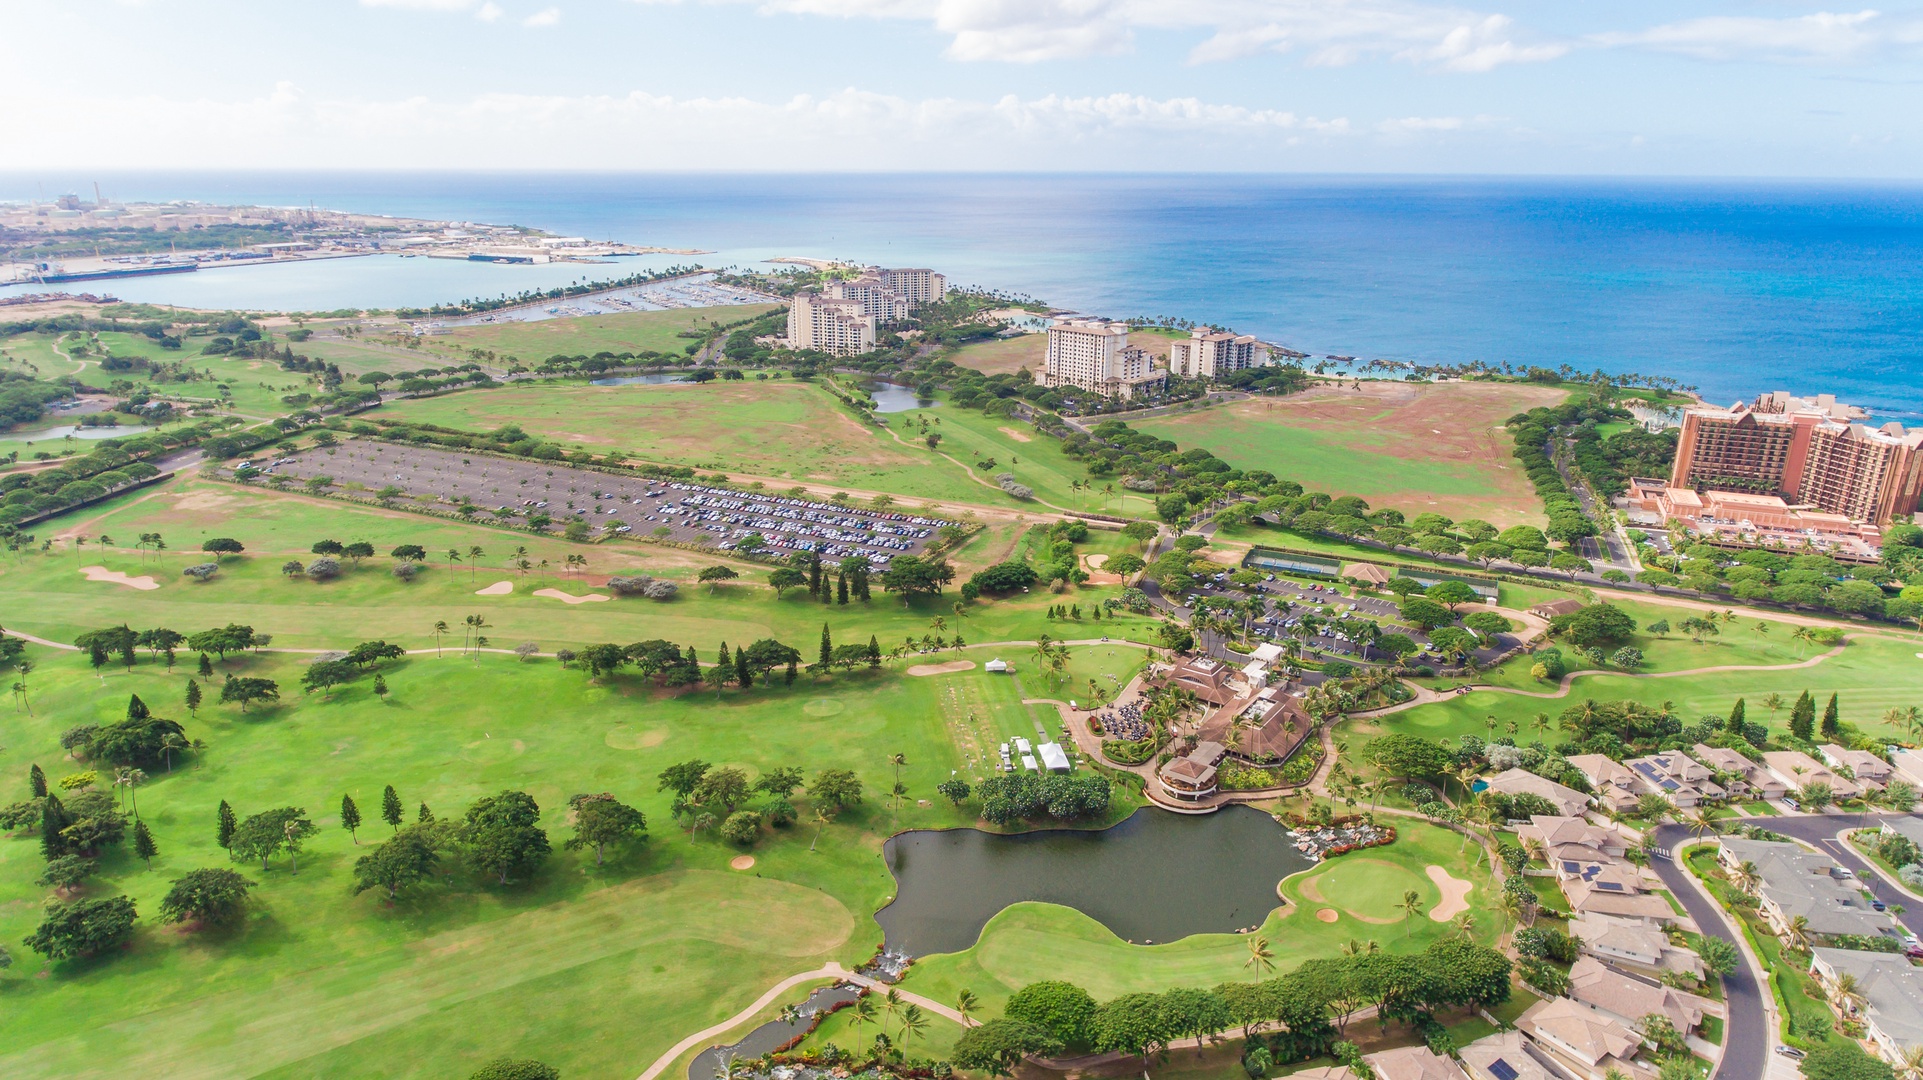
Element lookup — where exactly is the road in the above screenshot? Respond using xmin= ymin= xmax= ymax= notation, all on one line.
xmin=1650 ymin=823 xmax=1769 ymax=1080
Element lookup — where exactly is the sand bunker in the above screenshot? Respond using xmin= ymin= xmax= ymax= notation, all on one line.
xmin=1316 ymin=908 xmax=1339 ymax=923
xmin=532 ymin=588 xmax=609 ymax=605
xmin=1426 ymin=865 xmax=1473 ymax=921
xmin=79 ymin=566 xmax=159 ymax=591
xmin=475 ymin=580 xmax=513 ymax=596
xmin=907 ymin=660 xmax=976 ymax=676
xmin=997 ymin=426 xmax=1032 ymax=443
xmin=1086 ymin=554 xmax=1109 ymax=569
xmin=730 ymin=855 xmax=756 ymax=871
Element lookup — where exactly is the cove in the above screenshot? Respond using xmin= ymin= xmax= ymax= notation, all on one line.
xmin=877 ymin=805 xmax=1312 ymax=957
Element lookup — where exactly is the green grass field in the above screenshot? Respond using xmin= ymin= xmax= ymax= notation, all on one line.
xmin=419 ymin=305 xmax=780 ymax=364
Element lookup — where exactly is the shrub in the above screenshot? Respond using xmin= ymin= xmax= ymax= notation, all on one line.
xmin=305 ymin=557 xmax=341 ymax=581
xmin=719 ymin=810 xmax=761 ymax=846
xmin=181 ymin=563 xmax=219 ymax=582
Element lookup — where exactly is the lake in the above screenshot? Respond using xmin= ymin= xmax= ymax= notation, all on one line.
xmin=865 ymin=380 xmax=937 ymax=414
xmin=588 ymin=373 xmax=688 ymax=386
xmin=875 ymin=805 xmax=1311 ymax=957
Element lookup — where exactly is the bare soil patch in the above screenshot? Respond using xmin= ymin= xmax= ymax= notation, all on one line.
xmin=907 ymin=660 xmax=976 ymax=677
xmin=997 ymin=426 xmax=1032 ymax=443
xmin=1315 ymin=908 xmax=1339 ymax=923
xmin=532 ymin=588 xmax=610 ymax=605
xmin=475 ymin=580 xmax=514 ymax=596
xmin=730 ymin=855 xmax=756 ymax=871
xmin=79 ymin=565 xmax=159 ymax=591
xmin=1426 ymin=864 xmax=1473 ymax=921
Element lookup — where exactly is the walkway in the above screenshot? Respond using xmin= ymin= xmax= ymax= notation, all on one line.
xmin=633 ymin=966 xmax=963 ymax=1080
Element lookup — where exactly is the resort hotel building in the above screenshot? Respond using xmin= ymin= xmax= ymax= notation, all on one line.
xmin=1167 ymin=328 xmax=1267 ymax=379
xmin=1036 ymin=318 xmax=1168 ymax=400
xmin=785 ymin=266 xmax=949 ymax=357
xmin=1621 ymin=391 xmax=1923 ymax=559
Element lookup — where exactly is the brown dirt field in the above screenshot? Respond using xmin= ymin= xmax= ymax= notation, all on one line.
xmin=951 ymin=335 xmax=1045 ymax=376
xmin=997 ymin=426 xmax=1032 ymax=443
xmin=907 ymin=660 xmax=976 ymax=676
xmin=1140 ymin=379 xmax=1566 ymax=525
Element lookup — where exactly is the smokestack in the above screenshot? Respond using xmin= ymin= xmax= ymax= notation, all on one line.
xmin=94 ymin=181 xmax=105 ymax=207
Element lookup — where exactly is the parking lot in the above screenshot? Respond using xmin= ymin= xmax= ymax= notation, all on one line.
xmin=254 ymin=441 xmax=957 ymax=565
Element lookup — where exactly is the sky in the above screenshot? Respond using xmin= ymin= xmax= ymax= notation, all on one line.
xmin=4 ymin=0 xmax=1923 ymax=174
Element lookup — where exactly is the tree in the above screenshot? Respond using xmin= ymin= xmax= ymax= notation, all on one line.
xmin=37 ymin=854 xmax=94 ymax=892
xmin=1551 ymin=604 xmax=1638 ymax=647
xmin=1005 ymin=980 xmax=1098 ymax=1050
xmin=1091 ymin=991 xmax=1173 ymax=1064
xmin=694 ymin=767 xmax=751 ymax=813
xmin=952 ymin=1019 xmax=1063 ymax=1077
xmin=352 ymin=825 xmax=442 ymax=900
xmin=340 ymin=794 xmax=363 ymax=843
xmin=219 ymin=677 xmax=280 ymax=712
xmin=767 ymin=567 xmax=807 ymax=598
xmin=380 ymin=784 xmax=405 ymax=832
xmin=464 ymin=790 xmax=550 ymax=885
xmin=1800 ymin=1037 xmax=1895 ymax=1080
xmin=1399 ymin=598 xmax=1454 ymax=632
xmin=937 ymin=778 xmax=971 ymax=806
xmin=390 ymin=544 xmax=427 ymax=562
xmin=880 ymin=555 xmax=953 ymax=602
xmin=133 ymin=819 xmax=158 ymax=867
xmin=343 ymin=540 xmax=375 ymax=564
xmin=754 ymin=767 xmax=805 ymax=799
xmin=1822 ymin=692 xmax=1842 ymax=737
xmin=201 ymin=538 xmax=245 ymax=562
xmin=809 ymin=768 xmax=863 ymax=809
xmin=1368 ymin=734 xmax=1453 ymax=779
xmin=230 ymin=807 xmax=315 ymax=872
xmin=469 ymin=1061 xmax=560 ymax=1080
xmin=1426 ymin=581 xmax=1478 ymax=610
xmin=217 ymin=799 xmax=237 ymax=850
xmin=1697 ymin=935 xmax=1738 ymax=978
xmin=698 ymin=565 xmax=739 ymax=592
xmin=720 ymin=810 xmax=761 ymax=846
xmin=159 ymin=867 xmax=254 ymax=925
xmin=1791 ymin=690 xmax=1816 ymax=742
xmin=657 ymin=760 xmax=711 ymax=798
xmin=302 ymin=660 xmax=357 ymax=699
xmin=566 ymin=796 xmax=646 ymax=864
xmin=24 ymin=896 xmax=138 ymax=960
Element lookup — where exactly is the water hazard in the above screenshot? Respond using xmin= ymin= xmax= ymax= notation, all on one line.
xmin=865 ymin=380 xmax=938 ymax=414
xmin=876 ymin=805 xmax=1311 ymax=956
xmin=588 ymin=373 xmax=688 ymax=386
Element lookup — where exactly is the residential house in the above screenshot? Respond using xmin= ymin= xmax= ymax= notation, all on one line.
xmin=1516 ymin=997 xmax=1658 ymax=1080
xmin=1566 ymin=754 xmax=1642 ymax=814
xmin=1809 ymin=947 xmax=1923 ymax=1065
xmin=1485 ymin=768 xmax=1592 ymax=817
xmin=1363 ymin=1046 xmax=1470 ymax=1080
xmin=1568 ymin=913 xmax=1704 ymax=978
xmin=1622 ymin=751 xmax=1727 ymax=808
xmin=1568 ymin=957 xmax=1717 ymax=1034
xmin=1761 ymin=750 xmax=1861 ymax=800
xmin=1719 ymin=837 xmax=1896 ymax=941
xmin=1458 ymin=1031 xmax=1563 ymax=1080
xmin=1889 ymin=748 xmax=1923 ymax=793
xmin=1692 ymin=744 xmax=1789 ymax=801
xmin=1517 ymin=815 xmax=1674 ymax=922
xmin=1819 ymin=744 xmax=1892 ymax=792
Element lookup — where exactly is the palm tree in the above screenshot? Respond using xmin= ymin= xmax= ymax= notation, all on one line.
xmin=445 ymin=549 xmax=462 ymax=577
xmin=432 ymin=620 xmax=449 ymax=658
xmin=1762 ymin=692 xmax=1786 ymax=718
xmin=1400 ymin=889 xmax=1424 ymax=927
xmin=882 ymin=988 xmax=903 ymax=1035
xmin=955 ymin=989 xmax=979 ymax=1027
xmin=888 ymin=752 xmax=907 ymax=810
xmin=1783 ymin=914 xmax=1812 ymax=951
xmin=1896 ymin=1044 xmax=1923 ymax=1080
xmin=1245 ymin=935 xmax=1276 ymax=973
xmin=1830 ymin=971 xmax=1866 ymax=1018
xmin=1792 ymin=627 xmax=1816 ymax=657
xmin=1496 ymin=888 xmax=1527 ymax=931
xmin=1732 ymin=859 xmax=1762 ymax=895
xmin=1687 ymin=809 xmax=1719 ymax=844
xmin=848 ymin=993 xmax=876 ymax=1036
xmin=466 ymin=545 xmax=484 ymax=579
xmin=900 ymin=1003 xmax=927 ymax=1048
xmin=1451 ymin=910 xmax=1476 ymax=939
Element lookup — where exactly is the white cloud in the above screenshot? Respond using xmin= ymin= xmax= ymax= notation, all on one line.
xmin=523 ymin=6 xmax=562 ymax=26
xmin=1594 ymin=9 xmax=1921 ymax=64
xmin=476 ymin=2 xmax=505 ymax=21
xmin=1184 ymin=1 xmax=1565 ymax=71
xmin=0 ymin=83 xmax=1367 ymax=169
xmin=360 ymin=0 xmax=481 ymax=10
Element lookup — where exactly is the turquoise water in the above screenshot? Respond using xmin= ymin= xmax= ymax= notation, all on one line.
xmin=7 ymin=173 xmax=1922 ymax=420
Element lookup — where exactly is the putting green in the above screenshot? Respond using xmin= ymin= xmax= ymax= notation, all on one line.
xmin=1308 ymin=856 xmax=1436 ymax=922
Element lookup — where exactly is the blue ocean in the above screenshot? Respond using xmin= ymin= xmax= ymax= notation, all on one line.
xmin=5 ymin=173 xmax=1922 ymax=421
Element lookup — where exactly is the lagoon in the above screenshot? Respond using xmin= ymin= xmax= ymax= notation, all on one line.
xmin=876 ymin=805 xmax=1310 ymax=957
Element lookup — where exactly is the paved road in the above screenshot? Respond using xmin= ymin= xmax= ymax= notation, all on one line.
xmin=1651 ymin=823 xmax=1769 ymax=1080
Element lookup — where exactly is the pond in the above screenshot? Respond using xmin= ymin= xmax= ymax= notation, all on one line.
xmin=0 ymin=424 xmax=153 ymax=443
xmin=865 ymin=380 xmax=939 ymax=414
xmin=876 ymin=805 xmax=1312 ymax=956
xmin=588 ymin=373 xmax=689 ymax=386
xmin=688 ymin=983 xmax=862 ymax=1080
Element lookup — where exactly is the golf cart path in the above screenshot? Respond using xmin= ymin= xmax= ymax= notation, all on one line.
xmin=1348 ymin=642 xmax=1850 ymax=719
xmin=634 ymin=965 xmax=962 ymax=1080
